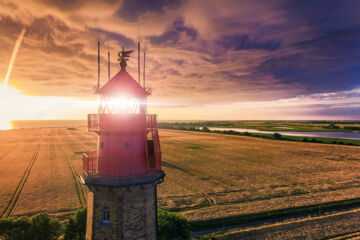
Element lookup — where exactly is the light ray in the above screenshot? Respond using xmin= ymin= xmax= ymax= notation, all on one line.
xmin=3 ymin=28 xmax=26 ymax=87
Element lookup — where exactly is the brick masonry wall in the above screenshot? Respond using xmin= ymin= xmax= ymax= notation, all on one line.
xmin=86 ymin=182 xmax=158 ymax=240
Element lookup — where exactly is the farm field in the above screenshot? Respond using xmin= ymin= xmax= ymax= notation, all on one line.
xmin=0 ymin=127 xmax=360 ymax=225
xmin=212 ymin=208 xmax=360 ymax=239
xmin=0 ymin=128 xmax=88 ymax=218
xmin=158 ymin=130 xmax=360 ymax=222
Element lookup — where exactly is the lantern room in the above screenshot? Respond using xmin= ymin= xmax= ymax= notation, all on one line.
xmin=83 ymin=47 xmax=161 ymax=181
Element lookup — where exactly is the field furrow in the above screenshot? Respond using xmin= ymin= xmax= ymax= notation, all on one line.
xmin=1 ymin=143 xmax=40 ymax=218
xmin=0 ymin=129 xmax=43 ymax=216
xmin=12 ymin=129 xmax=81 ymax=216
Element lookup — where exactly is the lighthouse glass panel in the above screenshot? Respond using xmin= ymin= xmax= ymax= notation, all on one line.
xmin=100 ymin=96 xmax=139 ymax=114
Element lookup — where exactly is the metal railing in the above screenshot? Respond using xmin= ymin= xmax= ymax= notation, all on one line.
xmin=146 ymin=114 xmax=157 ymax=129
xmin=87 ymin=114 xmax=157 ymax=132
xmin=83 ymin=151 xmax=98 ymax=175
xmin=83 ymin=150 xmax=161 ymax=180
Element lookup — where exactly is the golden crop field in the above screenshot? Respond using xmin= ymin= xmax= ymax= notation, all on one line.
xmin=158 ymin=130 xmax=360 ymax=222
xmin=1 ymin=127 xmax=360 ymax=223
xmin=216 ymin=209 xmax=360 ymax=239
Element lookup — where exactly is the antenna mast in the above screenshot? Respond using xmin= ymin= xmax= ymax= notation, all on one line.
xmin=143 ymin=51 xmax=146 ymax=88
xmin=97 ymin=40 xmax=100 ymax=92
xmin=108 ymin=41 xmax=110 ymax=82
xmin=138 ymin=41 xmax=140 ymax=84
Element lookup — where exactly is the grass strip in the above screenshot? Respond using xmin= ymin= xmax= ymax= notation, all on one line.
xmin=188 ymin=197 xmax=360 ymax=231
xmin=56 ymin=134 xmax=87 ymax=208
xmin=63 ymin=150 xmax=87 ymax=207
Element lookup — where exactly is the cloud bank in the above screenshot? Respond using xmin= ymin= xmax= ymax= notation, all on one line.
xmin=0 ymin=0 xmax=359 ymax=119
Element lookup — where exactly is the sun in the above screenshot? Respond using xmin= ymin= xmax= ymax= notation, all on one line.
xmin=0 ymin=84 xmax=98 ymax=130
xmin=0 ymin=84 xmax=22 ymax=130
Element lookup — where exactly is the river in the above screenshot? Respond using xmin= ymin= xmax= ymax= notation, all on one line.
xmin=208 ymin=127 xmax=360 ymax=140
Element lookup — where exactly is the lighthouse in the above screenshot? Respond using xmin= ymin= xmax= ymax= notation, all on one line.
xmin=82 ymin=46 xmax=164 ymax=240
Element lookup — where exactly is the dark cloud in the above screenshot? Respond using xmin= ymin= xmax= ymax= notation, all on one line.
xmin=282 ymin=0 xmax=360 ymax=33
xmin=315 ymin=105 xmax=360 ymax=118
xmin=166 ymin=68 xmax=180 ymax=76
xmin=26 ymin=15 xmax=69 ymax=41
xmin=215 ymin=71 xmax=244 ymax=83
xmin=216 ymin=34 xmax=281 ymax=51
xmin=40 ymin=0 xmax=120 ymax=11
xmin=40 ymin=0 xmax=85 ymax=11
xmin=259 ymin=26 xmax=360 ymax=95
xmin=0 ymin=14 xmax=80 ymax=58
xmin=169 ymin=58 xmax=185 ymax=66
xmin=186 ymin=73 xmax=202 ymax=78
xmin=40 ymin=41 xmax=84 ymax=56
xmin=116 ymin=0 xmax=185 ymax=22
xmin=0 ymin=15 xmax=24 ymax=38
xmin=148 ymin=16 xmax=197 ymax=45
xmin=296 ymin=27 xmax=360 ymax=55
xmin=0 ymin=1 xmax=17 ymax=10
xmin=88 ymin=27 xmax=135 ymax=47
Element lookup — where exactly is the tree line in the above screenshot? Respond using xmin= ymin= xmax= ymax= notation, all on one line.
xmin=0 ymin=208 xmax=191 ymax=240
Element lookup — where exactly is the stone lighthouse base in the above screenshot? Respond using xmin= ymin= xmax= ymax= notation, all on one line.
xmin=83 ymin=172 xmax=164 ymax=240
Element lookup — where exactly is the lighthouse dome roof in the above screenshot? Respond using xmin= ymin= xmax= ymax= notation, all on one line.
xmin=99 ymin=71 xmax=147 ymax=97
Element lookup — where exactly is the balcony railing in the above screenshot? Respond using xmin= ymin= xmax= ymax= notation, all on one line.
xmin=83 ymin=151 xmax=98 ymax=175
xmin=83 ymin=150 xmax=162 ymax=180
xmin=146 ymin=114 xmax=157 ymax=129
xmin=87 ymin=114 xmax=157 ymax=132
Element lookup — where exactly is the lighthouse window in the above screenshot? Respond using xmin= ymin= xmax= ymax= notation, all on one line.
xmin=102 ymin=206 xmax=110 ymax=224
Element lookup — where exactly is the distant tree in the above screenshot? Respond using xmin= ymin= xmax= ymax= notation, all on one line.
xmin=64 ymin=207 xmax=191 ymax=240
xmin=0 ymin=216 xmax=30 ymax=240
xmin=0 ymin=213 xmax=62 ymax=240
xmin=273 ymin=133 xmax=282 ymax=139
xmin=303 ymin=137 xmax=308 ymax=142
xmin=158 ymin=209 xmax=191 ymax=240
xmin=324 ymin=123 xmax=340 ymax=129
xmin=28 ymin=213 xmax=62 ymax=240
xmin=64 ymin=207 xmax=87 ymax=240
xmin=344 ymin=126 xmax=360 ymax=131
xmin=226 ymin=130 xmax=238 ymax=135
xmin=64 ymin=219 xmax=77 ymax=240
xmin=202 ymin=126 xmax=210 ymax=132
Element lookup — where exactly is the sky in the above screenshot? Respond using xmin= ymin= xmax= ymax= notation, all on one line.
xmin=0 ymin=0 xmax=360 ymax=121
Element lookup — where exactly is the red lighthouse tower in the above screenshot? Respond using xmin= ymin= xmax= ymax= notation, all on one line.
xmin=82 ymin=47 xmax=164 ymax=240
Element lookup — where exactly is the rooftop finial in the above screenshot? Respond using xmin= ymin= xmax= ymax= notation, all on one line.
xmin=118 ymin=46 xmax=134 ymax=72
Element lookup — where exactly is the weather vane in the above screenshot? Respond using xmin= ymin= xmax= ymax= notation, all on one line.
xmin=118 ymin=46 xmax=134 ymax=71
